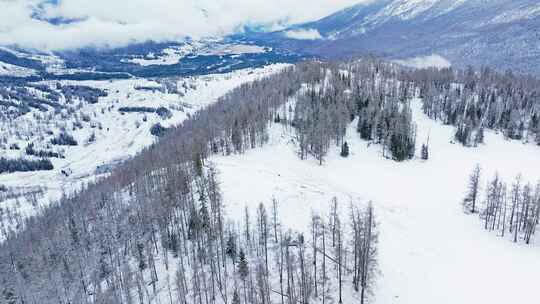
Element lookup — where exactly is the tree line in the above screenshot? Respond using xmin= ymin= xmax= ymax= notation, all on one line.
xmin=414 ymin=66 xmax=540 ymax=146
xmin=464 ymin=165 xmax=540 ymax=244
xmin=0 ymin=157 xmax=53 ymax=174
xmin=290 ymin=58 xmax=417 ymax=163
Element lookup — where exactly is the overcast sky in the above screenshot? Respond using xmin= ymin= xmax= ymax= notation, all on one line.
xmin=0 ymin=0 xmax=364 ymax=50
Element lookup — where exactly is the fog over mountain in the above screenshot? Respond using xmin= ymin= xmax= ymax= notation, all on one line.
xmin=0 ymin=0 xmax=363 ymax=50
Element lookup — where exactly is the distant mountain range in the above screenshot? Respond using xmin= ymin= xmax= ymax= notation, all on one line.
xmin=253 ymin=0 xmax=540 ymax=74
xmin=1 ymin=0 xmax=540 ymax=78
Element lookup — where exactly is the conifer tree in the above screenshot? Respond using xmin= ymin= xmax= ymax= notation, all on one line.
xmin=340 ymin=141 xmax=350 ymax=157
xmin=232 ymin=289 xmax=241 ymax=304
xmin=238 ymin=249 xmax=249 ymax=304
xmin=226 ymin=234 xmax=237 ymax=264
xmin=421 ymin=143 xmax=429 ymax=160
xmin=464 ymin=164 xmax=482 ymax=213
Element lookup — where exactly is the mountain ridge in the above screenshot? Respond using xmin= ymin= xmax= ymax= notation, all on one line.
xmin=256 ymin=0 xmax=540 ymax=74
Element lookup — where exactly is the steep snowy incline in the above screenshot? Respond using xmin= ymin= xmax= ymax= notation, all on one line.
xmin=211 ymin=98 xmax=540 ymax=304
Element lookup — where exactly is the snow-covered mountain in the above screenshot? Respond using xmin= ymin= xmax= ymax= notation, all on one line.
xmin=260 ymin=0 xmax=540 ymax=74
xmin=3 ymin=0 xmax=540 ymax=77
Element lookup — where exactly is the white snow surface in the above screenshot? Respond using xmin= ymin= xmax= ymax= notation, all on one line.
xmin=211 ymin=98 xmax=540 ymax=304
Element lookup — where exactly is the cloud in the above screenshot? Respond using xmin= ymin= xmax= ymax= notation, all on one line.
xmin=284 ymin=29 xmax=323 ymax=40
xmin=0 ymin=0 xmax=364 ymax=50
xmin=393 ymin=54 xmax=452 ymax=69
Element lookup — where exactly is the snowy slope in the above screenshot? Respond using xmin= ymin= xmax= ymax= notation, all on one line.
xmin=210 ymin=98 xmax=540 ymax=304
xmin=0 ymin=64 xmax=289 ymax=225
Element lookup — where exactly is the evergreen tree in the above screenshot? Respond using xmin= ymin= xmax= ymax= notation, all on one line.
xmin=464 ymin=164 xmax=482 ymax=213
xmin=455 ymin=124 xmax=471 ymax=146
xmin=340 ymin=141 xmax=350 ymax=158
xmin=390 ymin=134 xmax=414 ymax=161
xmin=194 ymin=153 xmax=204 ymax=176
xmin=232 ymin=289 xmax=241 ymax=304
xmin=358 ymin=119 xmax=372 ymax=140
xmin=226 ymin=234 xmax=237 ymax=263
xmin=238 ymin=249 xmax=249 ymax=280
xmin=474 ymin=127 xmax=484 ymax=146
xmin=421 ymin=143 xmax=429 ymax=160
xmin=231 ymin=119 xmax=243 ymax=153
xmin=238 ymin=249 xmax=249 ymax=304
xmin=199 ymin=196 xmax=210 ymax=232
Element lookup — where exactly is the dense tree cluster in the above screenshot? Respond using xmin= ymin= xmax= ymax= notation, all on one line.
xmin=50 ymin=132 xmax=78 ymax=146
xmin=60 ymin=85 xmax=108 ymax=104
xmin=416 ymin=66 xmax=540 ymax=146
xmin=149 ymin=123 xmax=168 ymax=137
xmin=0 ymin=81 xmax=107 ymax=118
xmin=118 ymin=106 xmax=157 ymax=113
xmin=119 ymin=106 xmax=172 ymax=119
xmin=291 ymin=59 xmax=417 ymax=163
xmin=464 ymin=165 xmax=540 ymax=244
xmin=25 ymin=143 xmax=64 ymax=159
xmin=0 ymin=157 xmax=53 ymax=174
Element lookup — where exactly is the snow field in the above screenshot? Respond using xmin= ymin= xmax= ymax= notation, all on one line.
xmin=211 ymin=98 xmax=540 ymax=304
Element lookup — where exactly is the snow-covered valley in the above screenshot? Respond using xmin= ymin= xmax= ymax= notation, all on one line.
xmin=0 ymin=64 xmax=288 ymax=229
xmin=211 ymin=98 xmax=540 ymax=304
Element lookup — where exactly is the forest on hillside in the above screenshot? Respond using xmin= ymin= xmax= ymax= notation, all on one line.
xmin=2 ymin=58 xmax=540 ymax=304
xmin=415 ymin=67 xmax=540 ymax=147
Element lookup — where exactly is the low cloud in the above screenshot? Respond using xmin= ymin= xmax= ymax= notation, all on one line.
xmin=394 ymin=54 xmax=452 ymax=69
xmin=284 ymin=29 xmax=323 ymax=40
xmin=0 ymin=0 xmax=364 ymax=50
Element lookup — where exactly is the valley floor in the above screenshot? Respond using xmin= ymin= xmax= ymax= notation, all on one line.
xmin=211 ymin=98 xmax=540 ymax=304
